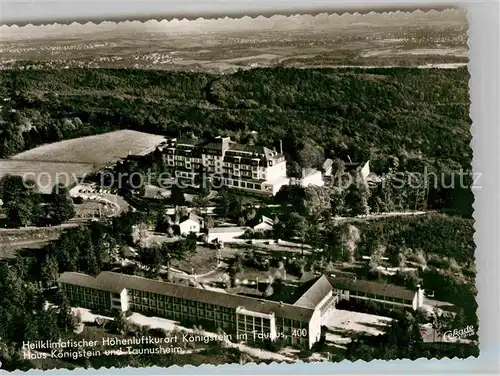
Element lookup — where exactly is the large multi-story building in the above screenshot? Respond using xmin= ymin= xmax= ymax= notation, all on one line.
xmin=57 ymin=272 xmax=424 ymax=349
xmin=159 ymin=136 xmax=290 ymax=195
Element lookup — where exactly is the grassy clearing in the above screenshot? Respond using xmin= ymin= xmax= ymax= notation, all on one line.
xmin=11 ymin=130 xmax=166 ymax=168
xmin=170 ymin=246 xmax=218 ymax=275
xmin=0 ymin=159 xmax=95 ymax=194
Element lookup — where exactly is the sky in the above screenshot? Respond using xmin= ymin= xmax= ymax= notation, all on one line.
xmin=0 ymin=0 xmax=463 ymax=26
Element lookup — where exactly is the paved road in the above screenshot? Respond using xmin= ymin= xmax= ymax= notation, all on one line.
xmin=101 ymin=193 xmax=130 ymax=216
xmin=332 ymin=210 xmax=430 ymax=222
xmin=166 ymin=249 xmax=228 ymax=283
xmin=0 ymin=221 xmax=82 ymax=232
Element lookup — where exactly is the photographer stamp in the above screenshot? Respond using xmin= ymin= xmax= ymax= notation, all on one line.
xmin=0 ymin=4 xmax=478 ymax=372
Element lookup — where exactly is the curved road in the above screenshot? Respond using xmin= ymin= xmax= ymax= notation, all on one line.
xmin=166 ymin=249 xmax=229 ymax=284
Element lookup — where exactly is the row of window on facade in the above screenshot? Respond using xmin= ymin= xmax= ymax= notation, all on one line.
xmin=226 ymin=180 xmax=262 ymax=190
xmin=63 ymin=284 xmax=108 ymax=297
xmin=63 ymin=285 xmax=310 ymax=338
xmin=66 ymin=292 xmax=107 ymax=305
xmin=129 ymin=290 xmax=235 ymax=311
xmin=131 ymin=304 xmax=236 ymax=323
xmin=167 ymin=153 xmax=265 ymax=166
xmin=349 ymin=292 xmax=412 ymax=305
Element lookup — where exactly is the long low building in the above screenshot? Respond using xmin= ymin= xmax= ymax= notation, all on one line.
xmin=206 ymin=226 xmax=250 ymax=243
xmin=329 ymin=276 xmax=425 ymax=311
xmin=57 ymin=272 xmax=425 ymax=349
xmin=58 ymin=271 xmax=324 ymax=348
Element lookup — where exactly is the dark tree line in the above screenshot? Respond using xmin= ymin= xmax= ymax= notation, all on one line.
xmin=0 ymin=67 xmax=471 ymax=175
xmin=0 ymin=175 xmax=75 ymax=227
xmin=0 ymin=258 xmax=79 ymax=370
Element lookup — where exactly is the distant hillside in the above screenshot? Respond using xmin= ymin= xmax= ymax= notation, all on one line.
xmin=0 ymin=67 xmax=471 ymax=173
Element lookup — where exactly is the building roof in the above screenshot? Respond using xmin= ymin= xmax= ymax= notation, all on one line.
xmin=329 ymin=276 xmax=416 ymax=302
xmin=208 ymin=226 xmax=249 ymax=234
xmin=303 ymin=168 xmax=321 ymax=178
xmin=201 ymin=142 xmax=225 ymax=151
xmin=175 ymin=135 xmax=200 ymax=146
xmin=166 ymin=136 xmax=281 ymax=161
xmin=58 ymin=272 xmax=125 ymax=294
xmin=229 ymin=143 xmax=266 ymax=155
xmin=228 ymin=144 xmax=278 ymax=160
xmin=294 ymin=275 xmax=334 ymax=309
xmin=322 ymin=158 xmax=333 ymax=171
xmin=58 ymin=271 xmax=315 ymax=322
xmin=179 ymin=213 xmax=202 ymax=225
xmin=253 ymin=215 xmax=274 ymax=229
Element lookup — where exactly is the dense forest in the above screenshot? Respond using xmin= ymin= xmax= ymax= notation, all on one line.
xmin=0 ymin=66 xmax=471 ymax=174
xmin=0 ymin=66 xmax=477 ymax=365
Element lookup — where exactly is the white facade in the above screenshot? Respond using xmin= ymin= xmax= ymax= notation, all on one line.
xmin=412 ymin=286 xmax=425 ymax=310
xmin=301 ymin=169 xmax=324 ymax=187
xmin=207 ymin=227 xmax=249 ymax=243
xmin=322 ymin=159 xmax=333 ymax=176
xmin=360 ymin=160 xmax=371 ymax=181
xmin=236 ymin=307 xmax=278 ymax=342
xmin=179 ymin=218 xmax=201 ymax=235
xmin=253 ymin=216 xmax=274 ymax=232
xmin=264 ymin=159 xmax=287 ymax=181
xmin=332 ymin=285 xmax=423 ymax=311
xmin=162 ymin=137 xmax=288 ymax=196
xmin=262 ymin=177 xmax=290 ymax=195
xmin=308 ymin=309 xmax=323 ymax=348
xmin=290 ymin=168 xmax=324 ymax=188
xmin=110 ymin=288 xmax=130 ymax=312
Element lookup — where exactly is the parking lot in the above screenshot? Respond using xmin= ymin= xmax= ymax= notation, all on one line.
xmin=322 ymin=308 xmax=393 ymax=345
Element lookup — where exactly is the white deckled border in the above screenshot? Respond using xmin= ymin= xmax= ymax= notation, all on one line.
xmin=2 ymin=2 xmax=499 ymax=376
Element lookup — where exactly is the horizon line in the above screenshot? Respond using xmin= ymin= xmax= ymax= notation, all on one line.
xmin=1 ymin=5 xmax=462 ymax=27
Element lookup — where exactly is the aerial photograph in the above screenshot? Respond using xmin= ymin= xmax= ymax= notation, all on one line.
xmin=0 ymin=8 xmax=477 ymax=372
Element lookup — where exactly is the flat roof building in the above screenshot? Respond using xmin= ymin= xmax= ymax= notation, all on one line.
xmin=57 ymin=271 xmax=424 ymax=350
xmin=58 ymin=271 xmax=324 ymax=348
xmin=329 ymin=276 xmax=424 ymax=311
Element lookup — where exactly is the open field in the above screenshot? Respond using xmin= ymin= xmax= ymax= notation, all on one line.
xmin=0 ymin=159 xmax=95 ymax=194
xmin=11 ymin=130 xmax=166 ymax=168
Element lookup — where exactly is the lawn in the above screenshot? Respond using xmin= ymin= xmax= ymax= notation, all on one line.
xmin=0 ymin=159 xmax=95 ymax=194
xmin=11 ymin=130 xmax=166 ymax=168
xmin=170 ymin=246 xmax=218 ymax=275
xmin=74 ymin=201 xmax=117 ymax=219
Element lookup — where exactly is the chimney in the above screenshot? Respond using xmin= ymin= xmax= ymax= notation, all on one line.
xmin=302 ymin=168 xmax=306 ymax=178
xmin=279 ymin=140 xmax=283 ymax=155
